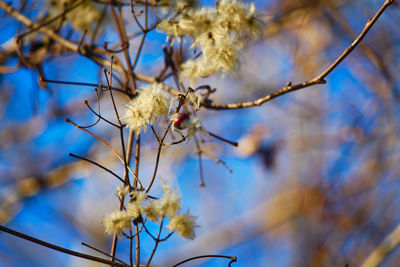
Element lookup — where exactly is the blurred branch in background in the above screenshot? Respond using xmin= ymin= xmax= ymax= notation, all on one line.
xmin=362 ymin=222 xmax=400 ymax=267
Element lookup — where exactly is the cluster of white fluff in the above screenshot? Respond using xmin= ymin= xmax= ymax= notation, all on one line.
xmin=166 ymin=211 xmax=197 ymax=240
xmin=122 ymin=83 xmax=170 ymax=133
xmin=158 ymin=0 xmax=266 ymax=83
xmin=103 ymin=210 xmax=133 ymax=236
xmin=103 ymin=183 xmax=197 ymax=239
xmin=46 ymin=0 xmax=101 ymax=32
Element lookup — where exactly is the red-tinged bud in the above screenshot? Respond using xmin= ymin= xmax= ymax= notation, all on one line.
xmin=174 ymin=112 xmax=190 ymax=129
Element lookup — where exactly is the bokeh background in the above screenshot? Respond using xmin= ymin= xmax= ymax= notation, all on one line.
xmin=1 ymin=0 xmax=400 ymax=266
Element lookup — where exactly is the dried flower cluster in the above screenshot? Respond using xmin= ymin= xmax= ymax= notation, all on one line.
xmin=158 ymin=0 xmax=266 ymax=83
xmin=122 ymin=83 xmax=170 ymax=133
xmin=103 ymin=183 xmax=197 ymax=239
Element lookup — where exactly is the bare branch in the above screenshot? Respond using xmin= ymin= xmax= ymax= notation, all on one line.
xmin=202 ymin=0 xmax=395 ymax=110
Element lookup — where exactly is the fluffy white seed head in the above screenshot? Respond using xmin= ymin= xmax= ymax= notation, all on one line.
xmin=159 ymin=189 xmax=182 ymax=217
xmin=126 ymin=191 xmax=147 ymax=219
xmin=142 ymin=182 xmax=182 ymax=221
xmin=122 ymin=83 xmax=170 ymax=132
xmin=103 ymin=210 xmax=131 ymax=236
xmin=158 ymin=0 xmax=266 ymax=83
xmin=166 ymin=211 xmax=197 ymax=239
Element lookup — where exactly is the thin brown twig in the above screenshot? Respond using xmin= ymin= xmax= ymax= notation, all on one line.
xmin=194 ymin=137 xmax=205 ymax=187
xmin=150 ymin=125 xmax=161 ymax=144
xmin=145 ymin=126 xmax=169 ymax=193
xmin=0 ymin=225 xmax=129 ymax=267
xmin=143 ymin=86 xmax=190 ymax=192
xmin=40 ymin=78 xmax=131 ymax=96
xmin=90 ymin=5 xmax=108 ymax=46
xmin=145 ymin=88 xmax=192 ymax=192
xmin=106 ymin=59 xmax=132 ymax=266
xmin=146 ymin=216 xmax=165 ymax=266
xmin=324 ymin=4 xmax=398 ymax=97
xmin=65 ymin=118 xmax=141 ymax=187
xmin=104 ymin=41 xmax=130 ymax=54
xmin=109 ymin=3 xmax=136 ymax=93
xmin=134 ymin=223 xmax=141 ymax=267
xmin=198 ymin=149 xmax=232 ymax=173
xmin=81 ymin=242 xmax=128 ymax=265
xmin=68 ymin=153 xmax=127 ymax=185
xmin=202 ymin=0 xmax=395 ymax=110
xmin=159 ymin=231 xmax=174 ymax=242
xmin=53 ymin=1 xmax=68 ymax=33
xmin=80 ymin=89 xmax=102 ymax=129
xmin=207 ymin=131 xmax=238 ymax=147
xmin=132 ymin=31 xmax=147 ymax=71
xmin=133 ymin=130 xmax=141 ymax=267
xmin=129 ymin=228 xmax=134 ymax=267
xmin=83 ymin=98 xmax=121 ymax=129
xmin=14 ymin=37 xmax=35 ymax=69
xmin=131 ymin=3 xmax=145 ymax=32
xmin=131 ymin=0 xmax=149 ymax=71
xmin=103 ymin=65 xmax=132 ymax=187
xmin=172 ymin=254 xmax=237 ymax=267
xmin=142 ymin=223 xmax=157 ymax=241
xmin=134 ymin=132 xmax=141 ymax=187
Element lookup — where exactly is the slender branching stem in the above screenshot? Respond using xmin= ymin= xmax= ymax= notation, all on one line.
xmin=0 ymin=225 xmax=129 ymax=267
xmin=172 ymin=255 xmax=237 ymax=267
